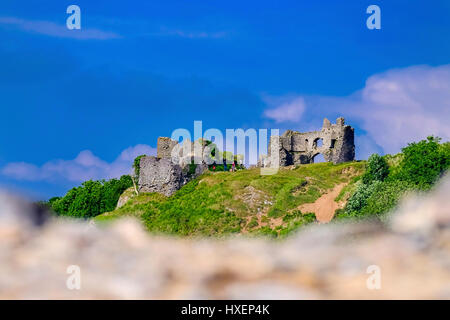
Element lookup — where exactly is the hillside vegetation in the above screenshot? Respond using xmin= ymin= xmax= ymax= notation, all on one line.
xmin=95 ymin=161 xmax=365 ymax=237
xmin=47 ymin=136 xmax=449 ymax=238
xmin=47 ymin=175 xmax=133 ymax=218
xmin=335 ymin=136 xmax=450 ymax=221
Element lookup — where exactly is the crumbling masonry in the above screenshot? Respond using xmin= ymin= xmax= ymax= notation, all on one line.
xmin=259 ymin=117 xmax=355 ymax=167
xmin=137 ymin=138 xmax=210 ymax=196
xmin=137 ymin=117 xmax=355 ymax=196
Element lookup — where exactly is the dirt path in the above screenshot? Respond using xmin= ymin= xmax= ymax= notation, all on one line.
xmin=297 ymin=183 xmax=346 ymax=223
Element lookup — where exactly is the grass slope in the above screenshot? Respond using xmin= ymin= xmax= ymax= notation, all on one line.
xmin=95 ymin=161 xmax=365 ymax=237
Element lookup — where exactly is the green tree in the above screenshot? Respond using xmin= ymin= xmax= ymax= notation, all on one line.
xmin=362 ymin=153 xmax=389 ymax=185
xmin=49 ymin=175 xmax=133 ymax=218
xmin=396 ymin=136 xmax=450 ymax=189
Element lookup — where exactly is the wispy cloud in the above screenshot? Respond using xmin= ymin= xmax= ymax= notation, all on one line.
xmin=262 ymin=64 xmax=450 ymax=156
xmin=154 ymin=27 xmax=227 ymax=39
xmin=0 ymin=16 xmax=121 ymax=40
xmin=1 ymin=145 xmax=156 ymax=183
xmin=263 ymin=96 xmax=306 ymax=123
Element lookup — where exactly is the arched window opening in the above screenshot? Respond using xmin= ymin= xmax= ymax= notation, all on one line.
xmin=312 ymin=153 xmax=326 ymax=163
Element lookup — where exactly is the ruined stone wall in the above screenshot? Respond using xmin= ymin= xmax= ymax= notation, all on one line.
xmin=137 ymin=137 xmax=210 ymax=196
xmin=138 ymin=157 xmax=184 ymax=196
xmin=156 ymin=137 xmax=179 ymax=159
xmin=263 ymin=117 xmax=355 ymax=167
xmin=139 ymin=117 xmax=355 ymax=195
xmin=157 ymin=137 xmax=212 ymax=164
xmin=137 ymin=156 xmax=208 ymax=196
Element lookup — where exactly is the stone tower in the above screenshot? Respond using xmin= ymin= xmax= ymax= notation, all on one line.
xmin=137 ymin=137 xmax=210 ymax=196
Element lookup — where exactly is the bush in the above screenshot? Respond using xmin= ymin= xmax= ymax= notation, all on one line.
xmin=345 ymin=178 xmax=416 ymax=218
xmin=133 ymin=155 xmax=146 ymax=178
xmin=343 ymin=136 xmax=449 ymax=220
xmin=361 ymin=180 xmax=415 ymax=217
xmin=395 ymin=136 xmax=450 ymax=189
xmin=362 ymin=153 xmax=389 ymax=185
xmin=345 ymin=180 xmax=382 ymax=215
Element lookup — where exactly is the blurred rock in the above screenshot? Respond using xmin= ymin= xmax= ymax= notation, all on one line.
xmin=116 ymin=187 xmax=136 ymax=209
xmin=0 ymin=176 xmax=449 ymax=299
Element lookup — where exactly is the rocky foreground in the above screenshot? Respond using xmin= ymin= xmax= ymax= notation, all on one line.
xmin=1 ymin=176 xmax=449 ymax=299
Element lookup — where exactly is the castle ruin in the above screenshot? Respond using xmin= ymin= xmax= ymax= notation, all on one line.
xmin=259 ymin=117 xmax=355 ymax=167
xmin=137 ymin=117 xmax=355 ymax=196
xmin=137 ymin=137 xmax=210 ymax=196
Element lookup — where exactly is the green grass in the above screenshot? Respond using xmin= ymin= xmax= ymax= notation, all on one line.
xmin=94 ymin=161 xmax=365 ymax=237
xmin=335 ymin=175 xmax=361 ymax=203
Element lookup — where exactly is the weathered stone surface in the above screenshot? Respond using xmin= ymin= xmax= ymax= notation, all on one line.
xmin=135 ymin=137 xmax=212 ymax=197
xmin=156 ymin=137 xmax=214 ymax=165
xmin=1 ymin=175 xmax=450 ymax=299
xmin=194 ymin=163 xmax=209 ymax=176
xmin=138 ymin=156 xmax=184 ymax=196
xmin=156 ymin=137 xmax=178 ymax=159
xmin=138 ymin=156 xmax=208 ymax=197
xmin=262 ymin=117 xmax=355 ymax=167
xmin=116 ymin=187 xmax=136 ymax=209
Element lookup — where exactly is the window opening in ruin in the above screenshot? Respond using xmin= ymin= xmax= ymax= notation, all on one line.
xmin=330 ymin=139 xmax=336 ymax=148
xmin=313 ymin=153 xmax=325 ymax=163
xmin=313 ymin=138 xmax=323 ymax=148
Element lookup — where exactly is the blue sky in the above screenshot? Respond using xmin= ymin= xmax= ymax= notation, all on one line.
xmin=1 ymin=0 xmax=449 ymax=199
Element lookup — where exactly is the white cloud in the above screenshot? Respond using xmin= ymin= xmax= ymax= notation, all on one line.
xmin=263 ymin=97 xmax=306 ymax=123
xmin=0 ymin=16 xmax=121 ymax=40
xmin=351 ymin=65 xmax=450 ymax=154
xmin=1 ymin=145 xmax=156 ymax=183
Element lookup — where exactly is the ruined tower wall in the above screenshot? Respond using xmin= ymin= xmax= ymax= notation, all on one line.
xmin=265 ymin=117 xmax=355 ymax=167
xmin=156 ymin=137 xmax=179 ymax=159
xmin=138 ymin=137 xmax=209 ymax=196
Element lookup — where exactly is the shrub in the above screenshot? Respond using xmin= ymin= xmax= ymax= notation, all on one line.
xmin=187 ymin=162 xmax=198 ymax=176
xmin=343 ymin=136 xmax=449 ymax=220
xmin=361 ymin=180 xmax=415 ymax=217
xmin=362 ymin=153 xmax=389 ymax=185
xmin=345 ymin=179 xmax=414 ymax=219
xmin=395 ymin=136 xmax=450 ymax=189
xmin=345 ymin=180 xmax=382 ymax=215
xmin=133 ymin=155 xmax=146 ymax=178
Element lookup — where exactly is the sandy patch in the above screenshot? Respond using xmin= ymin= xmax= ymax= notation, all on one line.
xmin=297 ymin=183 xmax=346 ymax=223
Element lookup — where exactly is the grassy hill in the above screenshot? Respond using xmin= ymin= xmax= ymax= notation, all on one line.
xmin=95 ymin=161 xmax=366 ymax=237
xmin=45 ymin=136 xmax=448 ymax=238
